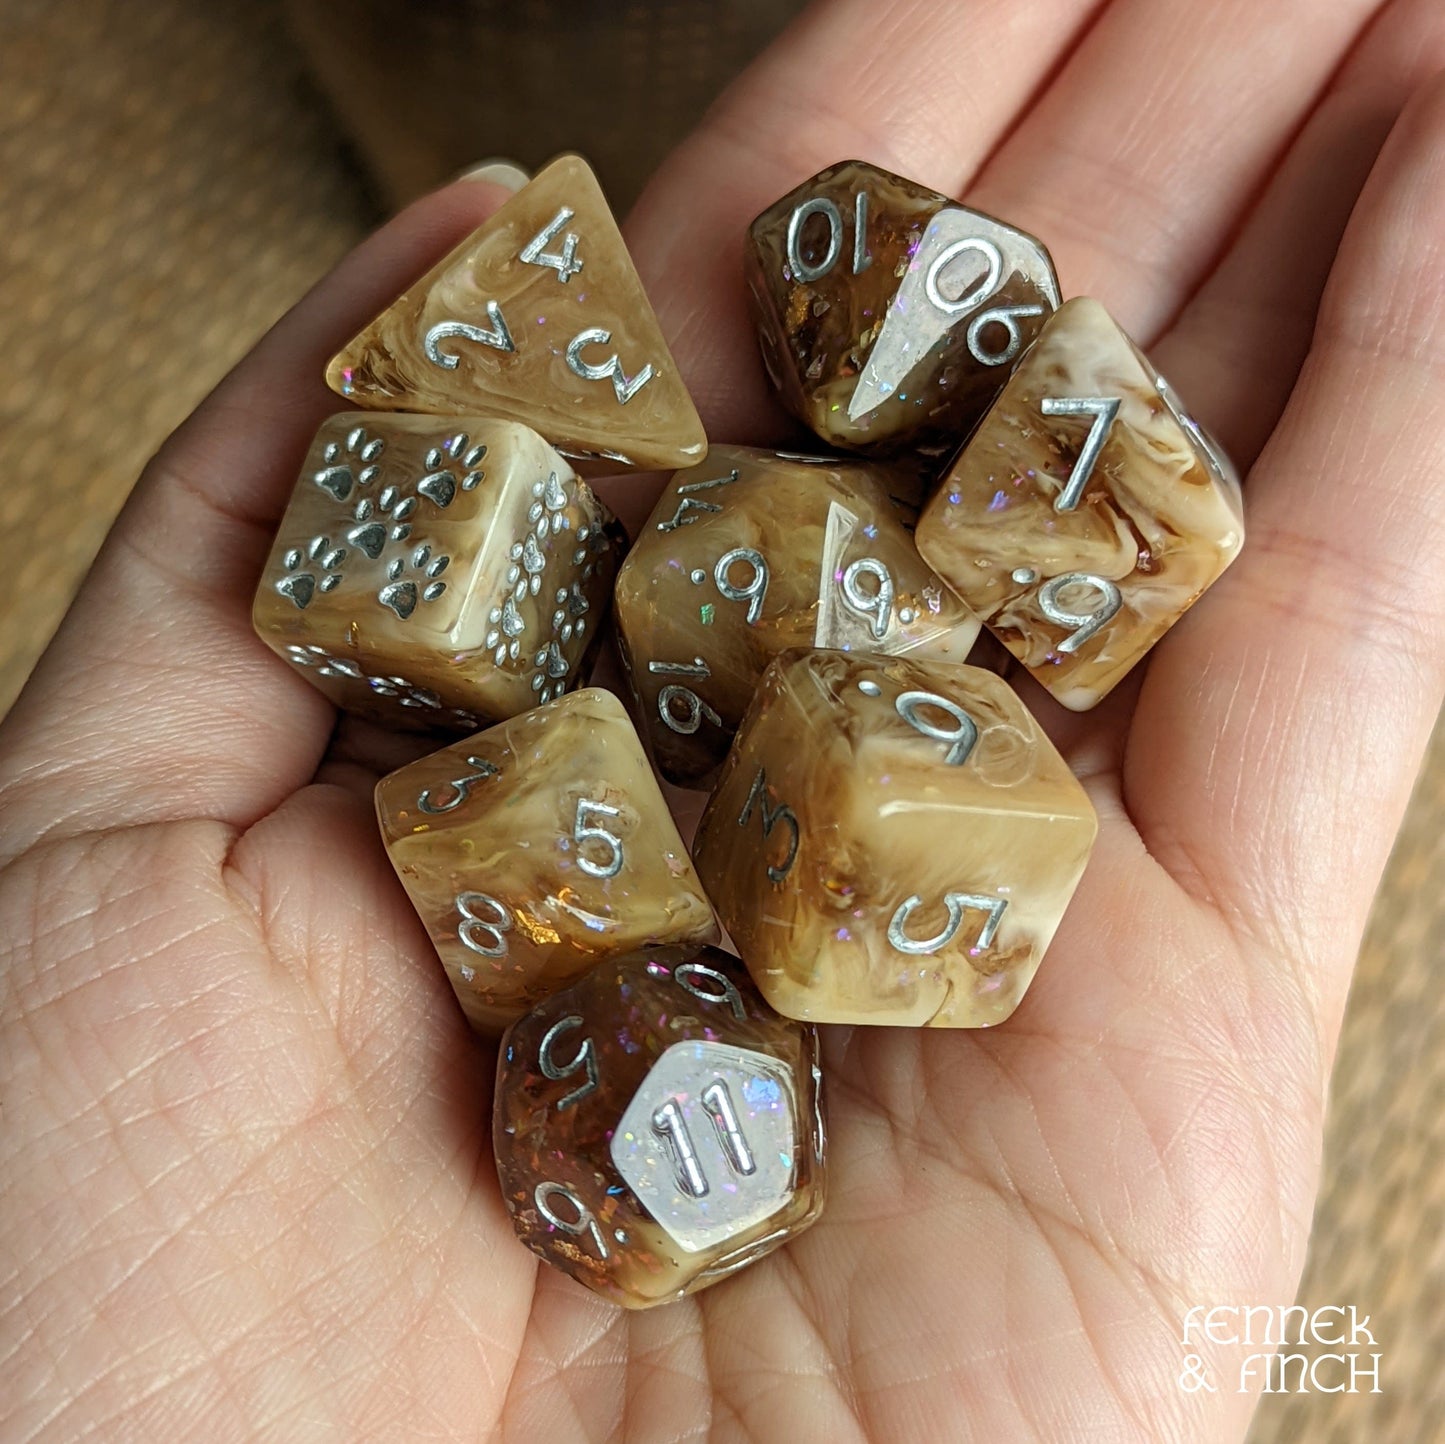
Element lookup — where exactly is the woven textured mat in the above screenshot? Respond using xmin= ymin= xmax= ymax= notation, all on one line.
xmin=1247 ymin=715 xmax=1445 ymax=1444
xmin=282 ymin=0 xmax=807 ymax=212
xmin=0 ymin=3 xmax=1439 ymax=1440
xmin=0 ymin=0 xmax=366 ymax=713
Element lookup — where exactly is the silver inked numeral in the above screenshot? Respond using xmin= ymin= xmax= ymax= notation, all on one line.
xmin=894 ymin=690 xmax=979 ymax=767
xmin=566 ymin=328 xmax=654 ymax=404
xmin=651 ymin=1098 xmax=708 ymax=1196
xmin=423 ymin=305 xmax=516 ymax=366
xmin=738 ymin=767 xmax=799 ymax=883
xmin=714 ymin=547 xmax=770 ymax=625
xmin=417 ymin=755 xmax=499 ymax=814
xmin=538 ymin=1015 xmax=599 ymax=1110
xmin=1038 ymin=572 xmax=1123 ymax=654
xmin=534 ymin=1181 xmax=609 ymax=1259
xmin=923 ymin=235 xmax=1046 ymax=366
xmin=574 ymin=798 xmax=624 ymax=878
xmin=702 ymin=1080 xmax=756 ymax=1176
xmin=655 ymin=470 xmax=740 ymax=533
xmin=674 ymin=961 xmax=747 ymax=1022
xmin=888 ymin=892 xmax=1007 ymax=954
xmin=610 ymin=1039 xmax=796 ymax=1252
xmin=520 ymin=205 xmax=582 ymax=282
xmin=650 ymin=658 xmax=723 ymax=735
xmin=456 ymin=891 xmax=512 ymax=957
xmin=1156 ymin=374 xmax=1236 ymax=487
xmin=852 ymin=191 xmax=873 ymax=275
xmin=1041 ymin=396 xmax=1121 ymax=511
xmin=652 ymin=1079 xmax=757 ymax=1197
xmin=967 ymin=303 xmax=1045 ymax=367
xmin=925 ymin=237 xmax=1002 ymax=318
xmin=785 ymin=191 xmax=871 ymax=283
xmin=840 ymin=557 xmax=896 ymax=640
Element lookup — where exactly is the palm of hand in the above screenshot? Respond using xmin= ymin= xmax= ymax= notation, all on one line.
xmin=4 ymin=2 xmax=1445 ymax=1439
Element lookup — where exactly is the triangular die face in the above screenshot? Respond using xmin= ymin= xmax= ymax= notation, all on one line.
xmin=849 ymin=205 xmax=1060 ymax=424
xmin=326 ymin=155 xmax=705 ymax=472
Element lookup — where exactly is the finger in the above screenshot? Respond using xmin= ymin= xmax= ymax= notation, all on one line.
xmin=0 ymin=0 xmax=1112 ymax=853
xmin=626 ymin=0 xmax=1109 ymax=440
xmin=0 ymin=180 xmax=513 ymax=861
xmin=962 ymin=0 xmax=1386 ymax=339
xmin=1124 ymin=74 xmax=1445 ymax=1028
xmin=993 ymin=0 xmax=1445 ymax=800
xmin=1152 ymin=0 xmax=1445 ymax=465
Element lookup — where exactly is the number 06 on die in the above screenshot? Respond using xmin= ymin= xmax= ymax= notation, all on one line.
xmin=745 ymin=159 xmax=1060 ymax=454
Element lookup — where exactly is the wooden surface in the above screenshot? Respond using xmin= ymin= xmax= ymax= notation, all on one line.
xmin=0 ymin=2 xmax=1440 ymax=1439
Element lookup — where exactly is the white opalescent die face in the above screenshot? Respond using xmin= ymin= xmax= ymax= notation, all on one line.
xmin=611 ymin=1040 xmax=800 ymax=1254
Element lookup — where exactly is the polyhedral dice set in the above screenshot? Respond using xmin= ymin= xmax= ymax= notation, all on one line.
xmin=252 ymin=154 xmax=1243 ymax=1308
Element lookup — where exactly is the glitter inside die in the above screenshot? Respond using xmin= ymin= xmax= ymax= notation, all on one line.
xmin=493 ymin=950 xmax=826 ymax=1308
xmin=692 ymin=649 xmax=1098 ymax=1028
xmin=375 ymin=689 xmax=719 ymax=1033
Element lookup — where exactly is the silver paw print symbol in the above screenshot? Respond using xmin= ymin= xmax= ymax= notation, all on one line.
xmin=272 ymin=427 xmax=388 ymax=605
xmin=527 ymin=470 xmax=570 ymax=539
xmin=276 ymin=534 xmax=348 ymax=609
xmin=367 ymin=431 xmax=484 ymax=619
xmin=484 ymin=470 xmax=574 ymax=673
xmin=569 ymin=516 xmax=608 ymax=581
xmin=418 ymin=432 xmax=488 ymax=508
xmin=379 ymin=543 xmax=450 ymax=620
xmin=530 ymin=582 xmax=593 ymax=703
xmin=313 ymin=426 xmax=385 ymax=502
xmin=530 ymin=640 xmax=571 ymax=702
xmin=282 ymin=644 xmax=479 ymax=727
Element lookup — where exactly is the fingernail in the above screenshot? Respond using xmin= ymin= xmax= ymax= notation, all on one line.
xmin=454 ymin=158 xmax=531 ymax=192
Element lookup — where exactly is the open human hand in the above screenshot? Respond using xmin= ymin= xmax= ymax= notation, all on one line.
xmin=3 ymin=1 xmax=1444 ymax=1438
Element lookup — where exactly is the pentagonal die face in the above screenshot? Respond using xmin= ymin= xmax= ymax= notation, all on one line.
xmin=375 ymin=689 xmax=718 ymax=1033
xmin=746 ymin=159 xmax=1059 ymax=453
xmin=494 ymin=950 xmax=825 ymax=1308
xmin=253 ymin=413 xmax=622 ymax=730
xmin=614 ymin=445 xmax=979 ymax=788
xmin=915 ymin=298 xmax=1244 ymax=710
xmin=692 ymin=650 xmax=1098 ymax=1028
xmin=610 ymin=1040 xmax=799 ymax=1254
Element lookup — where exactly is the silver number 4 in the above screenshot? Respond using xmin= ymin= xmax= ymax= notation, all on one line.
xmin=520 ymin=205 xmax=583 ymax=283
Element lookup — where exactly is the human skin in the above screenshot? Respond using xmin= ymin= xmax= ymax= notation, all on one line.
xmin=2 ymin=0 xmax=1445 ymax=1438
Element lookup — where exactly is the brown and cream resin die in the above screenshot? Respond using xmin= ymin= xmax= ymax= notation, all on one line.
xmin=494 ymin=948 xmax=825 ymax=1307
xmin=254 ymin=413 xmax=622 ymax=730
xmin=327 ymin=154 xmax=705 ymax=471
xmin=693 ymin=650 xmax=1097 ymax=1028
xmin=614 ymin=445 xmax=979 ymax=789
xmin=746 ymin=159 xmax=1059 ymax=453
xmin=376 ymin=688 xmax=719 ymax=1032
xmin=915 ymin=297 xmax=1244 ymax=710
